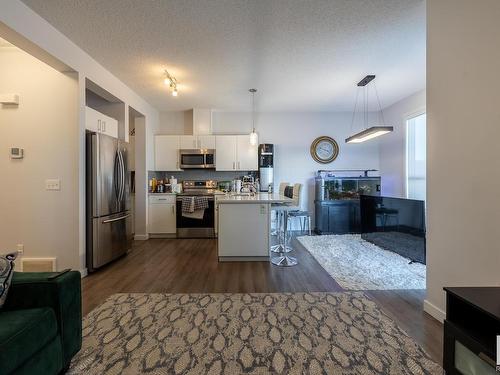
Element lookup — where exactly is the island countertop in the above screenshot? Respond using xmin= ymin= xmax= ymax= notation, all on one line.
xmin=217 ymin=193 xmax=293 ymax=204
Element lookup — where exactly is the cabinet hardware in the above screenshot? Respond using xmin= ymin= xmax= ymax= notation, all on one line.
xmin=171 ymin=205 xmax=174 ymax=214
xmin=102 ymin=121 xmax=106 ymax=132
xmin=98 ymin=119 xmax=101 ymax=132
xmin=233 ymin=161 xmax=235 ymax=170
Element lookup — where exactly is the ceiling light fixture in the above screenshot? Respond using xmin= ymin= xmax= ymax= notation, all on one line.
xmin=345 ymin=75 xmax=393 ymax=144
xmin=164 ymin=69 xmax=179 ymax=97
xmin=249 ymin=88 xmax=258 ymax=146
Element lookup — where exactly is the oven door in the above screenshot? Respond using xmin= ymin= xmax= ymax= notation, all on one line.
xmin=176 ymin=197 xmax=215 ymax=238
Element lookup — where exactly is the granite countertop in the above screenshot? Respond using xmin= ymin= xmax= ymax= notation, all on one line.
xmin=217 ymin=193 xmax=293 ymax=204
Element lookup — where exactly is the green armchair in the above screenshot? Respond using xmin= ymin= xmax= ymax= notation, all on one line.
xmin=0 ymin=271 xmax=82 ymax=375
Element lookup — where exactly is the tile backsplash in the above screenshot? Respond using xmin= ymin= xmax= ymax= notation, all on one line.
xmin=148 ymin=170 xmax=258 ymax=183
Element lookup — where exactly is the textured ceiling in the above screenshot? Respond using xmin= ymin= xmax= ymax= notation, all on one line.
xmin=20 ymin=0 xmax=425 ymax=112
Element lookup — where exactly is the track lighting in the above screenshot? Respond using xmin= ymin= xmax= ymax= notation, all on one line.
xmin=164 ymin=69 xmax=179 ymax=97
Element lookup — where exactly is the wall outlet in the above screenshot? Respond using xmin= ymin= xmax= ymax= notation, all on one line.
xmin=16 ymin=244 xmax=24 ymax=255
xmin=45 ymin=179 xmax=61 ymax=191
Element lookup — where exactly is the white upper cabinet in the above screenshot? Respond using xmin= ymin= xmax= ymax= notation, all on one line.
xmin=155 ymin=135 xmax=181 ymax=171
xmin=180 ymin=135 xmax=215 ymax=149
xmin=85 ymin=106 xmax=118 ymax=138
xmin=85 ymin=106 xmax=100 ymax=133
xmin=215 ymin=135 xmax=237 ymax=171
xmin=193 ymin=108 xmax=212 ymax=135
xmin=237 ymin=135 xmax=258 ymax=171
xmin=215 ymin=135 xmax=257 ymax=171
xmin=179 ymin=135 xmax=197 ymax=149
xmin=198 ymin=135 xmax=216 ymax=149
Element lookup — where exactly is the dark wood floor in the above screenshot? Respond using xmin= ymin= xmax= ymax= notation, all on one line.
xmin=82 ymin=236 xmax=443 ymax=364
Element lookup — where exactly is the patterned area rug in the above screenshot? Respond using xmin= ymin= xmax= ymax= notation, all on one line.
xmin=297 ymin=234 xmax=426 ymax=290
xmin=69 ymin=293 xmax=441 ymax=374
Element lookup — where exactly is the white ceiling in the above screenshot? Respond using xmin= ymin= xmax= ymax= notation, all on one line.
xmin=20 ymin=0 xmax=425 ymax=112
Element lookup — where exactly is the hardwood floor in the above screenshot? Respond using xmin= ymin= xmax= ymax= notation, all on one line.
xmin=82 ymin=236 xmax=443 ymax=364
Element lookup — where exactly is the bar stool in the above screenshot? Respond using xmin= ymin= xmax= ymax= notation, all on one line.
xmin=270 ymin=182 xmax=290 ymax=236
xmin=271 ymin=184 xmax=301 ymax=267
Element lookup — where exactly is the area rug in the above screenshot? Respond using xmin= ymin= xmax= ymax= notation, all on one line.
xmin=68 ymin=292 xmax=441 ymax=374
xmin=297 ymin=234 xmax=426 ymax=290
xmin=362 ymin=231 xmax=426 ymax=264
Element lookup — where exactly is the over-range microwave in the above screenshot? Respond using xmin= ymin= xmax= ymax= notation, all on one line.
xmin=179 ymin=149 xmax=216 ymax=169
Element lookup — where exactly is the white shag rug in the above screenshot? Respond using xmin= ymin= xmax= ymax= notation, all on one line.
xmin=297 ymin=234 xmax=426 ymax=290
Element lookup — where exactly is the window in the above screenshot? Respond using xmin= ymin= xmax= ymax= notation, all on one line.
xmin=406 ymin=113 xmax=426 ymax=200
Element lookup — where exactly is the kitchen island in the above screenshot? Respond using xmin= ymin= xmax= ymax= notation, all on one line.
xmin=217 ymin=193 xmax=293 ymax=261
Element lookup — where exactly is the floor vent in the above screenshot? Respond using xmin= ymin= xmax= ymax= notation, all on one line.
xmin=20 ymin=258 xmax=57 ymax=272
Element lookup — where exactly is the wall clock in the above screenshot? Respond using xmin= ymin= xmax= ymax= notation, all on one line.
xmin=310 ymin=136 xmax=339 ymax=164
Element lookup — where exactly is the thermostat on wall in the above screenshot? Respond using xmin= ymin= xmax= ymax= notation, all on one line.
xmin=10 ymin=147 xmax=24 ymax=159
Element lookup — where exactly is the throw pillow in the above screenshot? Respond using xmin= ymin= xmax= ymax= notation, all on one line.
xmin=0 ymin=252 xmax=17 ymax=308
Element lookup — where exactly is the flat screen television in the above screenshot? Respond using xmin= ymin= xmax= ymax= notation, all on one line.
xmin=359 ymin=195 xmax=426 ymax=264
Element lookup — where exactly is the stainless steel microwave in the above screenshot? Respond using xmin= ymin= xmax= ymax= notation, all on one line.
xmin=179 ymin=149 xmax=216 ymax=169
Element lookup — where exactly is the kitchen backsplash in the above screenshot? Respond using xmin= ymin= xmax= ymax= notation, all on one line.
xmin=148 ymin=170 xmax=258 ymax=182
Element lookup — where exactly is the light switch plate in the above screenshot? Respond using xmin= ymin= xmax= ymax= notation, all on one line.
xmin=45 ymin=179 xmax=61 ymax=191
xmin=0 ymin=94 xmax=19 ymax=105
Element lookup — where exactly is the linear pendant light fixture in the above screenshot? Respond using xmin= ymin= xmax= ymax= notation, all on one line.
xmin=249 ymin=88 xmax=258 ymax=146
xmin=345 ymin=75 xmax=393 ymax=144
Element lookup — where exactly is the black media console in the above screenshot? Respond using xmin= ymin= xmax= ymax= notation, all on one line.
xmin=443 ymin=287 xmax=500 ymax=374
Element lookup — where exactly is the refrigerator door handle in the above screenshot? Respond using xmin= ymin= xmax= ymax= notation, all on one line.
xmin=114 ymin=150 xmax=121 ymax=200
xmin=102 ymin=214 xmax=130 ymax=224
xmin=92 ymin=134 xmax=100 ymax=217
xmin=119 ymin=149 xmax=125 ymax=202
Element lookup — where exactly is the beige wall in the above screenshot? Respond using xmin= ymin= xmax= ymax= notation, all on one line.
xmin=425 ymin=0 xmax=500 ymax=320
xmin=379 ymin=90 xmax=425 ymax=198
xmin=0 ymin=46 xmax=80 ymax=270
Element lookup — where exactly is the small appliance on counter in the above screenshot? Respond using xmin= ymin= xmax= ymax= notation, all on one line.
xmin=217 ymin=181 xmax=232 ymax=192
xmin=232 ymin=179 xmax=242 ymax=193
xmin=149 ymin=177 xmax=172 ymax=193
xmin=258 ymin=144 xmax=274 ymax=192
xmin=241 ymin=175 xmax=257 ymax=193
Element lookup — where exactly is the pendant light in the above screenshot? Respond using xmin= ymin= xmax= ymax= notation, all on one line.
xmin=345 ymin=75 xmax=393 ymax=143
xmin=249 ymin=88 xmax=258 ymax=146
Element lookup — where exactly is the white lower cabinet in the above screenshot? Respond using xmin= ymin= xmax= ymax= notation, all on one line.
xmin=218 ymin=203 xmax=270 ymax=259
xmin=148 ymin=195 xmax=176 ymax=235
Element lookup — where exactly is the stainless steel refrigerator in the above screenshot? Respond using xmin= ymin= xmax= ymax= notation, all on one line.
xmin=86 ymin=131 xmax=132 ymax=272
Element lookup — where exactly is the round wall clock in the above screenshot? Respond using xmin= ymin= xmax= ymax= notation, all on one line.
xmin=310 ymin=136 xmax=339 ymax=164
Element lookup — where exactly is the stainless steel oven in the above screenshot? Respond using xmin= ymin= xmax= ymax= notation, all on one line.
xmin=176 ymin=196 xmax=215 ymax=238
xmin=179 ymin=149 xmax=215 ymax=169
xmin=176 ymin=180 xmax=217 ymax=238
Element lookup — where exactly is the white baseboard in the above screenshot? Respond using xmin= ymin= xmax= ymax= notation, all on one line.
xmin=149 ymin=233 xmax=176 ymax=239
xmin=134 ymin=234 xmax=149 ymax=241
xmin=79 ymin=268 xmax=88 ymax=278
xmin=423 ymin=299 xmax=445 ymax=323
